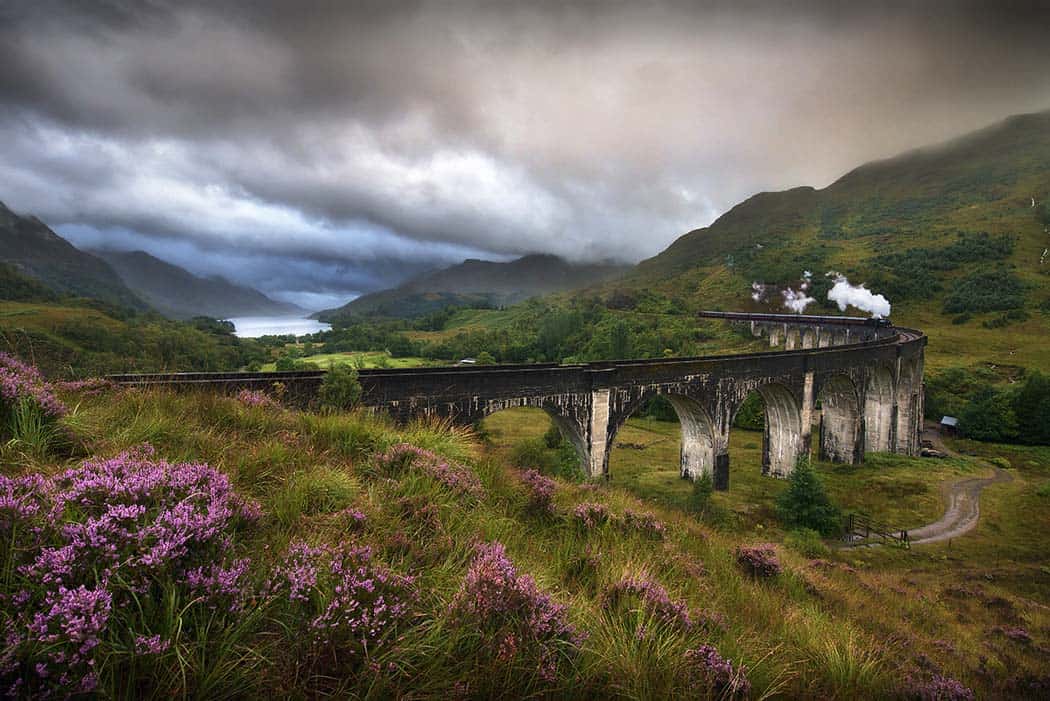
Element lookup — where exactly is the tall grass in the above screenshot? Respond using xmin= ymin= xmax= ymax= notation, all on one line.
xmin=4 ymin=383 xmax=1040 ymax=699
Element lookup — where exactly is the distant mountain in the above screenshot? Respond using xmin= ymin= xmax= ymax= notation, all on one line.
xmin=93 ymin=249 xmax=302 ymax=320
xmin=316 ymin=254 xmax=629 ymax=321
xmin=0 ymin=200 xmax=149 ymax=310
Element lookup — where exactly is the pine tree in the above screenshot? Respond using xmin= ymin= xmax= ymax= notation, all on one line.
xmin=776 ymin=459 xmax=840 ymax=535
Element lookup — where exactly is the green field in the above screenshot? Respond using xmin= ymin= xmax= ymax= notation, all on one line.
xmin=482 ymin=409 xmax=995 ymax=534
xmin=260 ymin=350 xmax=432 ymax=371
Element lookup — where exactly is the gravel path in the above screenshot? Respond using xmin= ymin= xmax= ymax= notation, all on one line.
xmin=904 ymin=467 xmax=1012 ymax=545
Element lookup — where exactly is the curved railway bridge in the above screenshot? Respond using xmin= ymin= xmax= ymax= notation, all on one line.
xmin=109 ymin=312 xmax=925 ymax=490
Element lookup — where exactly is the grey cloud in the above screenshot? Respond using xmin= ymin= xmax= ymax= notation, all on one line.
xmin=1 ymin=0 xmax=1049 ymax=302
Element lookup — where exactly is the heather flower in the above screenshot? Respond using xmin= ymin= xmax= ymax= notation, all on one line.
xmin=270 ymin=540 xmax=326 ymax=603
xmin=308 ymin=544 xmax=416 ymax=655
xmin=602 ymin=576 xmax=692 ymax=630
xmin=621 ymin=509 xmax=666 ymax=539
xmin=1 ymin=447 xmax=261 ymax=696
xmin=905 ymin=674 xmax=976 ymax=701
xmin=735 ymin=544 xmax=782 ymax=578
xmin=186 ymin=558 xmax=252 ymax=610
xmin=0 ymin=352 xmax=67 ymax=423
xmin=992 ymin=625 xmax=1031 ymax=644
xmin=450 ymin=542 xmax=583 ymax=681
xmin=573 ymin=502 xmax=612 ymax=528
xmin=134 ymin=634 xmax=171 ymax=655
xmin=20 ymin=447 xmax=261 ymax=589
xmin=17 ymin=585 xmax=112 ymax=696
xmin=236 ymin=388 xmax=277 ymax=408
xmin=374 ymin=443 xmax=483 ymax=497
xmin=684 ymin=644 xmax=751 ymax=699
xmin=56 ymin=378 xmax=115 ymax=396
xmin=520 ymin=469 xmax=556 ymax=514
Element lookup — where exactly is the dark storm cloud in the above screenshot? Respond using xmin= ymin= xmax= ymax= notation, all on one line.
xmin=1 ymin=1 xmax=1049 ymax=306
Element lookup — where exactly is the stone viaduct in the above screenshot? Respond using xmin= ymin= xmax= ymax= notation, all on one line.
xmin=109 ymin=312 xmax=925 ymax=491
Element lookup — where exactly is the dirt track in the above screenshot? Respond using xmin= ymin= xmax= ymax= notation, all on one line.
xmin=905 ymin=467 xmax=1012 ymax=545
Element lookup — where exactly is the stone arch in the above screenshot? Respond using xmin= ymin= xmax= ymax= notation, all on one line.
xmin=816 ymin=374 xmax=862 ymax=463
xmin=785 ymin=327 xmax=800 ymax=350
xmin=605 ymin=389 xmax=720 ymax=484
xmin=663 ymin=394 xmax=718 ymax=482
xmin=475 ymin=397 xmax=591 ymax=475
xmin=732 ymin=383 xmax=803 ymax=478
xmin=801 ymin=328 xmax=817 ymax=349
xmin=864 ymin=366 xmax=896 ymax=452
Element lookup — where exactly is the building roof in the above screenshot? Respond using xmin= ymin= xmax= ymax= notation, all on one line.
xmin=940 ymin=416 xmax=959 ymax=427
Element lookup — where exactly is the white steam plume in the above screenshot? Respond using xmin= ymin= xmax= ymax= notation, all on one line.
xmin=781 ymin=270 xmax=815 ymax=313
xmin=751 ymin=282 xmax=767 ymax=302
xmin=826 ymin=273 xmax=891 ymax=318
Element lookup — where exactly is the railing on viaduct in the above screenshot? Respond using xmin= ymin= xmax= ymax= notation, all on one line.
xmin=108 ymin=312 xmax=926 ymax=491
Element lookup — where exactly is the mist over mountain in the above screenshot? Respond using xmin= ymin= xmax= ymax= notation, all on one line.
xmin=93 ymin=249 xmax=303 ymax=320
xmin=0 ymin=200 xmax=149 ymax=311
xmin=317 ymin=254 xmax=629 ymax=322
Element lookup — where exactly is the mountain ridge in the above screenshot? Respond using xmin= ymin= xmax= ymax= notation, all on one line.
xmin=316 ymin=253 xmax=629 ymax=321
xmin=0 ymin=200 xmax=150 ymax=311
xmin=92 ymin=249 xmax=303 ymax=320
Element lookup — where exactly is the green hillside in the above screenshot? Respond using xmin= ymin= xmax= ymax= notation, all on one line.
xmin=95 ymin=249 xmax=302 ymax=320
xmin=317 ymin=254 xmax=629 ymax=322
xmin=0 ymin=200 xmax=150 ymax=311
xmin=611 ymin=110 xmax=1050 ymax=371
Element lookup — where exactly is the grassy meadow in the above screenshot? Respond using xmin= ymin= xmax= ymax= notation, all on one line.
xmin=260 ymin=350 xmax=432 ymax=371
xmin=2 ymin=380 xmax=1046 ymax=698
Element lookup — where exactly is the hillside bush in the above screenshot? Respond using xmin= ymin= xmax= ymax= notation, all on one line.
xmin=776 ymin=459 xmax=841 ymax=536
xmin=317 ymin=363 xmax=362 ymax=411
xmin=942 ymin=269 xmax=1026 ymax=314
xmin=733 ymin=393 xmax=764 ymax=430
xmin=958 ymin=387 xmax=1018 ymax=442
xmin=1010 ymin=372 xmax=1050 ymax=445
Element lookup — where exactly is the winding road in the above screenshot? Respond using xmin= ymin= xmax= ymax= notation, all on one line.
xmin=905 ymin=466 xmax=1012 ymax=545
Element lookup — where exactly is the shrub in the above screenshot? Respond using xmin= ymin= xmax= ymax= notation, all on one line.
xmin=0 ymin=446 xmax=260 ymax=696
xmin=269 ymin=540 xmax=416 ymax=663
xmin=317 ymin=363 xmax=362 ymax=412
xmin=236 ymin=388 xmax=277 ymax=408
xmin=449 ymin=542 xmax=582 ymax=682
xmin=958 ymin=387 xmax=1018 ymax=442
xmin=683 ymin=644 xmax=751 ymax=699
xmin=373 ymin=443 xmax=483 ymax=497
xmin=602 ymin=576 xmax=692 ymax=630
xmin=1012 ymin=371 xmax=1050 ymax=445
xmin=0 ymin=352 xmax=67 ymax=442
xmin=573 ymin=502 xmax=613 ymax=528
xmin=903 ymin=674 xmax=975 ymax=701
xmin=942 ymin=269 xmax=1026 ymax=314
xmin=784 ymin=527 xmax=831 ymax=558
xmin=735 ymin=544 xmax=782 ymax=578
xmin=776 ymin=459 xmax=841 ymax=535
xmin=621 ymin=510 xmax=666 ymax=539
xmin=688 ymin=471 xmax=714 ymax=514
xmin=520 ymin=469 xmax=557 ymax=514
xmin=733 ymin=393 xmax=764 ymax=429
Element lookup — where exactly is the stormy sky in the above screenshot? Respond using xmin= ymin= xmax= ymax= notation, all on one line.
xmin=1 ymin=1 xmax=1048 ymax=310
